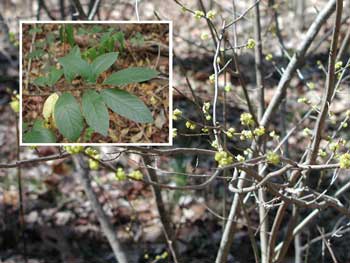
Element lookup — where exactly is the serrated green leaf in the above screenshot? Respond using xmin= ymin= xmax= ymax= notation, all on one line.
xmin=58 ymin=46 xmax=92 ymax=82
xmin=33 ymin=76 xmax=48 ymax=87
xmin=54 ymin=93 xmax=84 ymax=141
xmin=100 ymin=88 xmax=153 ymax=123
xmin=82 ymin=90 xmax=109 ymax=136
xmin=103 ymin=67 xmax=159 ymax=86
xmin=47 ymin=68 xmax=63 ymax=86
xmin=91 ymin=52 xmax=118 ymax=79
xmin=23 ymin=127 xmax=56 ymax=143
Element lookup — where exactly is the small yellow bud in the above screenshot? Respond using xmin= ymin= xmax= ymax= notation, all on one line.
xmin=172 ymin=128 xmax=177 ymax=138
xmin=266 ymin=151 xmax=280 ymax=165
xmin=129 ymin=170 xmax=143 ymax=180
xmin=64 ymin=146 xmax=84 ymax=154
xmin=241 ymin=130 xmax=253 ymax=139
xmin=236 ymin=155 xmax=245 ymax=162
xmin=240 ymin=112 xmax=254 ymax=126
xmin=10 ymin=100 xmax=19 ymax=113
xmin=89 ymin=159 xmax=99 ymax=170
xmin=329 ymin=142 xmax=339 ymax=152
xmin=318 ymin=149 xmax=327 ymax=157
xmin=339 ymin=153 xmax=350 ymax=169
xmin=254 ymin=126 xmax=265 ymax=136
xmin=224 ymin=84 xmax=232 ymax=92
xmin=209 ymin=74 xmax=215 ymax=84
xmin=202 ymin=127 xmax=209 ymax=133
xmin=335 ymin=61 xmax=343 ymax=70
xmin=306 ymin=82 xmax=315 ymax=90
xmin=115 ymin=167 xmax=126 ymax=181
xmin=193 ymin=10 xmax=205 ymax=20
xmin=215 ymin=151 xmax=234 ymax=167
xmin=202 ymin=102 xmax=210 ymax=113
xmin=185 ymin=121 xmax=196 ymax=130
xmin=200 ymin=32 xmax=209 ymax=40
xmin=211 ymin=139 xmax=219 ymax=149
xmin=246 ymin=38 xmax=256 ymax=49
xmin=172 ymin=108 xmax=182 ymax=120
xmin=206 ymin=10 xmax=216 ymax=20
xmin=265 ymin=53 xmax=273 ymax=61
xmin=302 ymin=128 xmax=312 ymax=137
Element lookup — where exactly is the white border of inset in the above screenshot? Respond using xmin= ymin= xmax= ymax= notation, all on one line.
xmin=19 ymin=20 xmax=173 ymax=146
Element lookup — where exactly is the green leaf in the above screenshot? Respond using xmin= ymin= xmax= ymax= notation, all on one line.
xmin=33 ymin=119 xmax=45 ymax=130
xmin=91 ymin=25 xmax=103 ymax=33
xmin=28 ymin=49 xmax=45 ymax=59
xmin=103 ymin=67 xmax=159 ymax=86
xmin=29 ymin=27 xmax=42 ymax=34
xmin=46 ymin=33 xmax=55 ymax=45
xmin=130 ymin=32 xmax=144 ymax=47
xmin=33 ymin=76 xmax=48 ymax=87
xmin=54 ymin=93 xmax=84 ymax=141
xmin=22 ymin=122 xmax=28 ymax=132
xmin=58 ymin=46 xmax=92 ymax=82
xmin=112 ymin=32 xmax=125 ymax=51
xmin=100 ymin=88 xmax=153 ymax=123
xmin=47 ymin=68 xmax=63 ymax=86
xmin=23 ymin=127 xmax=56 ymax=143
xmin=34 ymin=41 xmax=46 ymax=48
xmin=91 ymin=52 xmax=118 ymax=79
xmin=82 ymin=90 xmax=109 ymax=136
xmin=65 ymin=24 xmax=75 ymax=46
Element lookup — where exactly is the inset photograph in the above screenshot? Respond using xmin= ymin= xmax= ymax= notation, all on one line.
xmin=20 ymin=21 xmax=171 ymax=144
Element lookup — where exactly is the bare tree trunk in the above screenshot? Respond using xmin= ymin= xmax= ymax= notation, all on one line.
xmin=253 ymin=2 xmax=268 ymax=263
xmin=73 ymin=155 xmax=128 ymax=263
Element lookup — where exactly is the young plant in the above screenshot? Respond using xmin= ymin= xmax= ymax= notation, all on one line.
xmin=24 ymin=45 xmax=158 ymax=143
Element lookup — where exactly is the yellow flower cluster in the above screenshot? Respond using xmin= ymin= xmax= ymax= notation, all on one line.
xmin=254 ymin=126 xmax=265 ymax=136
xmin=339 ymin=153 xmax=350 ymax=169
xmin=64 ymin=146 xmax=84 ymax=154
xmin=240 ymin=112 xmax=254 ymax=126
xmin=202 ymin=102 xmax=211 ymax=121
xmin=172 ymin=128 xmax=177 ymax=138
xmin=215 ymin=151 xmax=234 ymax=167
xmin=85 ymin=147 xmax=100 ymax=170
xmin=201 ymin=32 xmax=209 ymax=41
xmin=129 ymin=170 xmax=143 ymax=180
xmin=224 ymin=84 xmax=232 ymax=92
xmin=206 ymin=10 xmax=216 ymax=20
xmin=225 ymin=127 xmax=236 ymax=138
xmin=266 ymin=151 xmax=280 ymax=165
xmin=193 ymin=10 xmax=205 ymax=20
xmin=115 ymin=167 xmax=126 ymax=181
xmin=246 ymin=39 xmax=256 ymax=49
xmin=172 ymin=108 xmax=182 ymax=121
xmin=185 ymin=121 xmax=196 ymax=130
xmin=240 ymin=130 xmax=253 ymax=140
